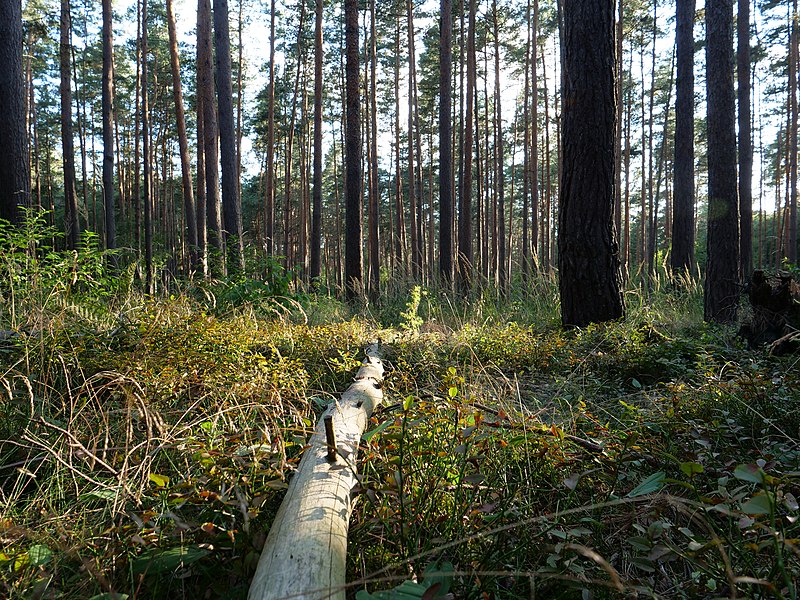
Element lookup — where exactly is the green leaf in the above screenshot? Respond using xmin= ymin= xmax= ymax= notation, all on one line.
xmin=81 ymin=488 xmax=118 ymax=502
xmin=362 ymin=420 xmax=391 ymax=442
xmin=403 ymin=395 xmax=414 ymax=411
xmin=680 ymin=462 xmax=704 ymax=477
xmin=448 ymin=386 xmax=458 ymax=398
xmin=87 ymin=594 xmax=129 ymax=600
xmin=733 ymin=464 xmax=766 ymax=485
xmin=423 ymin=560 xmax=453 ymax=596
xmin=148 ymin=473 xmax=170 ymax=488
xmin=131 ymin=546 xmax=209 ymax=576
xmin=741 ymin=494 xmax=773 ymax=515
xmin=27 ymin=544 xmax=52 ymax=567
xmin=626 ymin=471 xmax=666 ymax=497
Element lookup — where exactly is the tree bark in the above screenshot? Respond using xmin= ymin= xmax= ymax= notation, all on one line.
xmin=102 ymin=0 xmax=116 ymax=258
xmin=167 ymin=0 xmax=198 ymax=273
xmin=558 ymin=0 xmax=624 ymax=327
xmin=368 ymin=0 xmax=380 ymax=296
xmin=439 ymin=0 xmax=453 ymax=284
xmin=737 ymin=0 xmax=752 ymax=279
xmin=60 ymin=0 xmax=79 ymax=247
xmin=457 ymin=0 xmax=476 ymax=292
xmin=310 ymin=0 xmax=323 ymax=284
xmin=215 ymin=0 xmax=244 ymax=273
xmin=265 ymin=0 xmax=276 ymax=257
xmin=0 ymin=0 xmax=29 ymax=225
xmin=704 ymin=0 xmax=740 ymax=323
xmin=407 ymin=0 xmax=422 ymax=280
xmin=671 ymin=0 xmax=696 ymax=278
xmin=344 ymin=0 xmax=362 ymax=299
xmin=142 ymin=0 xmax=153 ymax=292
xmin=493 ymin=0 xmax=506 ymax=292
xmin=248 ymin=345 xmax=384 ymax=600
xmin=198 ymin=0 xmax=223 ymax=275
xmin=788 ymin=0 xmax=798 ymax=264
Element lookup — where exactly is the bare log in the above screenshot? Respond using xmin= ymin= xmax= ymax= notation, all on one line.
xmin=248 ymin=343 xmax=384 ymax=600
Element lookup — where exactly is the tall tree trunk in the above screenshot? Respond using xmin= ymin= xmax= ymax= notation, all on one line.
xmin=737 ymin=0 xmax=752 ymax=279
xmin=344 ymin=0 xmax=362 ymax=299
xmin=788 ymin=0 xmax=798 ymax=264
xmin=197 ymin=91 xmax=208 ymax=274
xmin=645 ymin=0 xmax=658 ymax=279
xmin=558 ymin=0 xmax=624 ymax=327
xmin=198 ymin=0 xmax=223 ymax=275
xmin=704 ymin=0 xmax=740 ymax=323
xmin=215 ymin=0 xmax=244 ymax=273
xmin=28 ymin=52 xmax=42 ymax=213
xmin=60 ymin=0 xmax=79 ymax=248
xmin=457 ymin=0 xmax=476 ymax=292
xmin=265 ymin=0 xmax=276 ymax=257
xmin=236 ymin=0 xmax=244 ymax=205
xmin=671 ymin=0 xmax=696 ymax=278
xmin=648 ymin=50 xmax=674 ymax=277
xmin=310 ymin=0 xmax=323 ymax=283
xmin=394 ymin=9 xmax=406 ymax=275
xmin=368 ymin=0 xmax=380 ymax=296
xmin=614 ymin=0 xmax=623 ymax=251
xmin=133 ymin=0 xmax=141 ymax=254
xmin=439 ymin=0 xmax=453 ymax=284
xmin=102 ymin=0 xmax=116 ymax=260
xmin=407 ymin=0 xmax=421 ymax=280
xmin=0 ymin=0 xmax=29 ymax=225
xmin=167 ymin=0 xmax=198 ymax=272
xmin=541 ymin=45 xmax=552 ymax=272
xmin=493 ymin=0 xmax=506 ymax=292
xmin=142 ymin=0 xmax=153 ymax=292
xmin=530 ymin=0 xmax=539 ymax=272
xmin=284 ymin=2 xmax=307 ymax=271
xmin=522 ymin=0 xmax=532 ymax=280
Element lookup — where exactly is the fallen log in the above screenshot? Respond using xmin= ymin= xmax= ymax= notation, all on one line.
xmin=248 ymin=343 xmax=384 ymax=600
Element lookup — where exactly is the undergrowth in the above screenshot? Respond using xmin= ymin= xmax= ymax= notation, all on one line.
xmin=0 ymin=217 xmax=798 ymax=599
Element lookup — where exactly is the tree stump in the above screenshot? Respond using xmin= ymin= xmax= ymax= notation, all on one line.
xmin=740 ymin=270 xmax=800 ymax=355
xmin=248 ymin=343 xmax=384 ymax=600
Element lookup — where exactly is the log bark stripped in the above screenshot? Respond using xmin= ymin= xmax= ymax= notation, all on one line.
xmin=249 ymin=343 xmax=384 ymax=600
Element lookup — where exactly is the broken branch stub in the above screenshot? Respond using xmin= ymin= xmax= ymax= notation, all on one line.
xmin=248 ymin=343 xmax=384 ymax=600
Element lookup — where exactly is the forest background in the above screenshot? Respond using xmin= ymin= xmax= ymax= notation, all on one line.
xmin=2 ymin=0 xmax=800 ymax=598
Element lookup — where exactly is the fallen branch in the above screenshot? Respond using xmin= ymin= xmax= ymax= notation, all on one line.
xmin=248 ymin=342 xmax=385 ymax=600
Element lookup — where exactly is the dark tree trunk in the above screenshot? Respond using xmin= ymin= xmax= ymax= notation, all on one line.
xmin=407 ymin=0 xmax=422 ymax=280
xmin=368 ymin=0 xmax=380 ymax=296
xmin=60 ymin=0 xmax=79 ymax=247
xmin=493 ymin=0 xmax=506 ymax=292
xmin=265 ymin=0 xmax=276 ymax=257
xmin=671 ymin=0 xmax=695 ymax=277
xmin=167 ymin=0 xmax=198 ymax=272
xmin=102 ymin=0 xmax=116 ymax=258
xmin=737 ymin=0 xmax=752 ymax=279
xmin=457 ymin=0 xmax=476 ymax=292
xmin=142 ymin=0 xmax=153 ymax=292
xmin=558 ymin=0 xmax=624 ymax=327
xmin=704 ymin=0 xmax=740 ymax=323
xmin=214 ymin=0 xmax=244 ymax=273
xmin=439 ymin=0 xmax=453 ymax=284
xmin=198 ymin=0 xmax=223 ymax=274
xmin=196 ymin=90 xmax=208 ymax=274
xmin=310 ymin=0 xmax=323 ymax=283
xmin=344 ymin=0 xmax=362 ymax=299
xmin=788 ymin=0 xmax=798 ymax=263
xmin=394 ymin=9 xmax=406 ymax=275
xmin=0 ymin=0 xmax=29 ymax=225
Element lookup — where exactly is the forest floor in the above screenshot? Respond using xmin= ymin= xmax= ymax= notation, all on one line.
xmin=1 ymin=240 xmax=799 ymax=599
